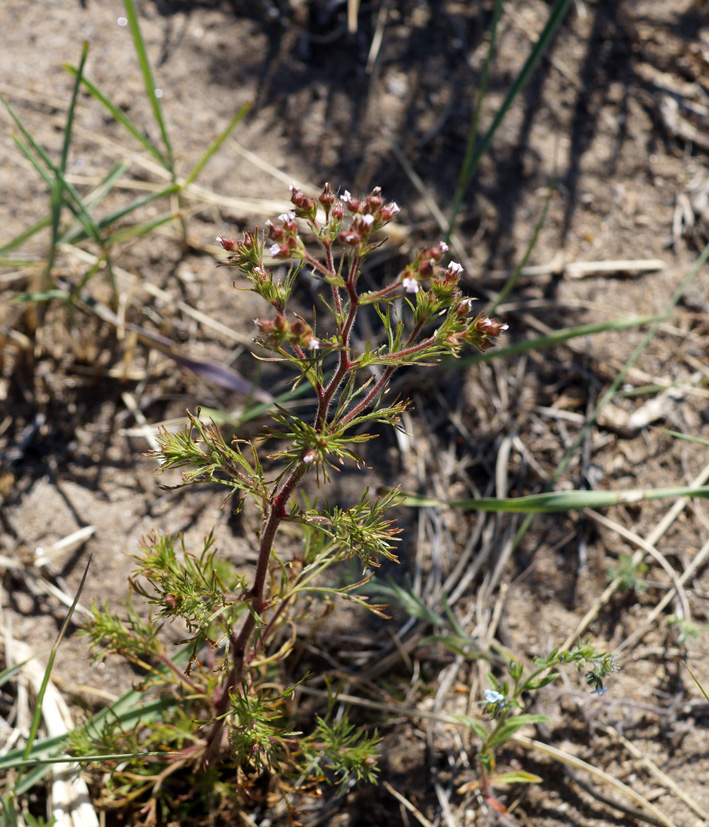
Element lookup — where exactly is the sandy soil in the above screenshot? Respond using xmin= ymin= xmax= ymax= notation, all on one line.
xmin=1 ymin=1 xmax=709 ymax=825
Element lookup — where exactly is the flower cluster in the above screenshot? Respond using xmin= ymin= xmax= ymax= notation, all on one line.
xmin=254 ymin=315 xmax=321 ymax=352
xmin=217 ymin=183 xmax=508 ymax=365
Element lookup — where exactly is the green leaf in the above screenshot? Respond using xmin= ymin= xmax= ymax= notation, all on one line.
xmin=448 ymin=0 xmax=573 ymax=234
xmin=452 ymin=315 xmax=662 ymax=367
xmin=492 ymin=770 xmax=543 ymax=786
xmin=22 ymin=557 xmax=92 ymax=761
xmin=63 ymin=67 xmax=166 ymax=166
xmin=452 ymin=714 xmax=489 ymax=741
xmin=123 ymin=0 xmax=174 ymax=170
xmin=400 ymin=485 xmax=709 ymax=513
xmin=523 ymin=673 xmax=559 ymax=691
xmin=183 ymin=101 xmax=253 ymax=187
xmin=486 ymin=714 xmax=549 ymax=748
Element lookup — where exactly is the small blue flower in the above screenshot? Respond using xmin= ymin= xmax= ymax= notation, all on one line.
xmin=484 ymin=689 xmax=505 ymax=705
xmin=590 ymin=687 xmax=609 ymax=696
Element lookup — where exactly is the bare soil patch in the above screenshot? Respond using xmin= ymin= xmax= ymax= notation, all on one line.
xmin=2 ymin=1 xmax=709 ymax=825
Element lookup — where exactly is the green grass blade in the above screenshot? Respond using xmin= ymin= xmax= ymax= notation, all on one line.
xmin=450 ymin=315 xmax=663 ymax=367
xmin=490 ymin=174 xmax=555 ymax=314
xmin=0 ymin=215 xmax=52 ymax=257
xmin=10 ymin=134 xmax=53 ymax=189
xmin=448 ymin=0 xmax=503 ymax=235
xmin=2 ymin=96 xmax=103 ymax=246
xmin=0 ymin=658 xmax=32 ymax=687
xmin=48 ymin=41 xmax=89 ymax=277
xmin=62 ymin=183 xmax=181 ymax=245
xmin=64 ymin=65 xmax=167 ymax=166
xmin=658 ymin=429 xmax=709 ymax=448
xmin=684 ymin=661 xmax=709 ymax=703
xmin=107 ymin=210 xmax=179 ymax=244
xmin=59 ymin=159 xmax=130 ymax=243
xmin=448 ymin=0 xmax=573 ymax=233
xmin=124 ymin=0 xmax=174 ymax=170
xmin=59 ymin=41 xmax=88 ymax=176
xmin=400 ymin=486 xmax=709 ymax=513
xmin=9 ymin=750 xmax=181 ymax=771
xmin=183 ymin=101 xmax=253 ymax=187
xmin=22 ymin=556 xmax=92 ymax=760
xmin=0 ymin=794 xmax=19 ymax=827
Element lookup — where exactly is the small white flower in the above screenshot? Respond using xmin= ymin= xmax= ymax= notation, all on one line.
xmin=342 ymin=190 xmax=352 ymax=201
xmin=402 ymin=276 xmax=419 ymax=293
xmin=308 ymin=337 xmax=320 ymax=350
xmin=388 ymin=201 xmax=400 ymax=214
xmin=361 ymin=214 xmax=374 ymax=226
xmin=460 ymin=298 xmax=474 ymax=313
xmin=446 ymin=261 xmax=464 ymax=276
xmin=289 ymin=182 xmax=298 ymax=192
xmin=269 ymin=243 xmax=282 ymax=257
xmin=439 ymin=241 xmax=449 ymax=253
xmin=302 ymin=450 xmax=316 ymax=464
xmin=278 ymin=211 xmax=295 ymax=223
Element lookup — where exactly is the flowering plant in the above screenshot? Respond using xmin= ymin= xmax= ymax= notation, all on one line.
xmin=81 ymin=183 xmax=507 ymax=820
xmin=457 ymin=640 xmax=619 ymax=813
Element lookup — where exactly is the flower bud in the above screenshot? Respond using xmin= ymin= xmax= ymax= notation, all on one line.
xmin=216 ymin=235 xmax=236 ymax=251
xmin=270 ymin=242 xmax=290 ymax=259
xmin=476 ymin=316 xmax=508 ymax=338
xmin=366 ymin=187 xmax=383 ymax=211
xmin=266 ymin=220 xmax=285 ymax=241
xmin=278 ymin=212 xmax=298 ymax=233
xmin=353 ymin=213 xmax=375 ymax=235
xmin=464 ymin=314 xmax=509 ymax=352
xmin=338 ymin=229 xmax=361 ymax=247
xmin=319 ymin=182 xmax=335 ymax=209
xmin=378 ymin=201 xmax=400 ymax=222
xmin=341 ymin=190 xmax=361 ymax=213
xmin=332 ymin=202 xmax=344 ymax=221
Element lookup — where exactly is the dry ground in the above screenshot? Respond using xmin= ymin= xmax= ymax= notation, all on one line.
xmin=1 ymin=0 xmax=709 ymax=825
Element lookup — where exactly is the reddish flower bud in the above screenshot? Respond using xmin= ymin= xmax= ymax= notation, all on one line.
xmin=216 ymin=235 xmax=236 ymax=251
xmin=341 ymin=190 xmax=361 ymax=212
xmin=353 ymin=214 xmax=375 ymax=235
xmin=476 ymin=316 xmax=508 ymax=338
xmin=338 ymin=229 xmax=361 ymax=246
xmin=378 ymin=201 xmax=400 ymax=221
xmin=366 ymin=187 xmax=383 ymax=211
xmin=278 ymin=211 xmax=298 ymax=233
xmin=266 ymin=220 xmax=285 ymax=241
xmin=319 ymin=182 xmax=335 ymax=208
xmin=332 ymin=202 xmax=344 ymax=221
xmin=269 ymin=242 xmax=290 ymax=259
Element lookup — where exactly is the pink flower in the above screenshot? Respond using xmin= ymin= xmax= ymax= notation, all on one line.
xmin=379 ymin=201 xmax=400 ymax=221
xmin=270 ymin=242 xmax=289 ymax=258
xmin=341 ymin=190 xmax=361 ymax=212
